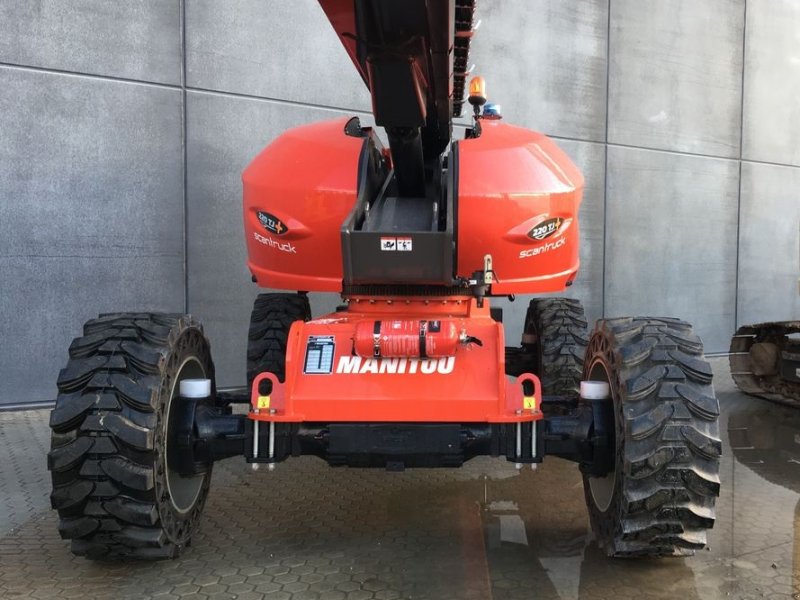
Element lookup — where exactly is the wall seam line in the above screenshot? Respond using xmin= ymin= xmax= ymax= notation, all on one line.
xmin=0 ymin=61 xmax=182 ymax=90
xmin=602 ymin=0 xmax=612 ymax=320
xmin=734 ymin=0 xmax=748 ymax=331
xmin=602 ymin=141 xmax=738 ymax=164
xmin=181 ymin=0 xmax=189 ymax=314
xmin=2 ymin=60 xmax=799 ymax=169
xmin=184 ymin=85 xmax=374 ymax=116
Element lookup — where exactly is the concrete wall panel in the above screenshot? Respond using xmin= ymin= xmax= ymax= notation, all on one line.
xmin=0 ymin=68 xmax=184 ymax=404
xmin=469 ymin=0 xmax=608 ymax=141
xmin=604 ymin=146 xmax=739 ymax=352
xmin=3 ymin=1 xmax=800 ymax=403
xmin=737 ymin=162 xmax=800 ymax=326
xmin=0 ymin=0 xmax=181 ymax=84
xmin=742 ymin=0 xmax=800 ymax=166
xmin=186 ymin=0 xmax=371 ymax=111
xmin=608 ymin=0 xmax=744 ymax=157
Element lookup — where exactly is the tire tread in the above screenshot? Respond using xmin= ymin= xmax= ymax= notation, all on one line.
xmin=247 ymin=294 xmax=311 ymax=387
xmin=524 ymin=297 xmax=589 ymax=396
xmin=583 ymin=317 xmax=721 ymax=557
xmin=48 ymin=313 xmax=212 ymax=560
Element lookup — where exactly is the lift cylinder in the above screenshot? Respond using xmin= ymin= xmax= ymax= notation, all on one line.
xmin=354 ymin=320 xmax=460 ymax=358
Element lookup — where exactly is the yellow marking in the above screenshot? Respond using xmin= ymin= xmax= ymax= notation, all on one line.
xmin=523 ymin=396 xmax=536 ymax=410
xmin=257 ymin=395 xmax=271 ymax=409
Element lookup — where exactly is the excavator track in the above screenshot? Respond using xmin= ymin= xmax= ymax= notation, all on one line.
xmin=729 ymin=321 xmax=800 ymax=408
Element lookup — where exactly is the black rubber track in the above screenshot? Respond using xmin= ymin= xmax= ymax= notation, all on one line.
xmin=48 ymin=313 xmax=214 ymax=560
xmin=524 ymin=298 xmax=589 ymax=396
xmin=729 ymin=321 xmax=800 ymax=408
xmin=582 ymin=317 xmax=721 ymax=557
xmin=247 ymin=293 xmax=311 ymax=387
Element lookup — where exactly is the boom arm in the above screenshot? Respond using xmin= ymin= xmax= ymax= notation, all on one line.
xmin=318 ymin=0 xmax=476 ymax=197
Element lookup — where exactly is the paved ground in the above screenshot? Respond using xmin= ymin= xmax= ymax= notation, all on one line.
xmin=1 ymin=358 xmax=799 ymax=599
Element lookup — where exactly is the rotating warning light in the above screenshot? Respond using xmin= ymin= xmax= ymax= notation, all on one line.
xmin=482 ymin=103 xmax=502 ymax=119
xmin=468 ymin=76 xmax=487 ymax=107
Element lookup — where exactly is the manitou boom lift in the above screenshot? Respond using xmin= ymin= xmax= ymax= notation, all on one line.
xmin=48 ymin=0 xmax=721 ymax=560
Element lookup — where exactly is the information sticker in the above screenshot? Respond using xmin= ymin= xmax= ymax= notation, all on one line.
xmin=304 ymin=335 xmax=336 ymax=374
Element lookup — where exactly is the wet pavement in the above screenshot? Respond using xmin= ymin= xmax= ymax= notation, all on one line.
xmin=1 ymin=357 xmax=799 ymax=599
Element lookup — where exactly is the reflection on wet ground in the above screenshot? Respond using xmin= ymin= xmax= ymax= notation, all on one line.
xmin=1 ymin=358 xmax=799 ymax=599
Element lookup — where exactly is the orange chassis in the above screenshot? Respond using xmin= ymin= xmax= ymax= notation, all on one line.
xmin=250 ymin=298 xmax=541 ymax=425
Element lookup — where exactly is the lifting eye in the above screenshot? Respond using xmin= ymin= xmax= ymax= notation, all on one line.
xmin=522 ymin=379 xmax=534 ymax=397
xmin=258 ymin=378 xmax=273 ymax=397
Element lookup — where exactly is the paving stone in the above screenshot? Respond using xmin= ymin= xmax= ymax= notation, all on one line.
xmin=0 ymin=360 xmax=798 ymax=600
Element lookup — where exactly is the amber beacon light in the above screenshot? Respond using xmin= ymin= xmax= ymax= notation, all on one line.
xmin=468 ymin=75 xmax=487 ymax=108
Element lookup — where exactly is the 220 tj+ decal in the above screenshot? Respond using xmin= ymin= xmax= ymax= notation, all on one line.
xmin=257 ymin=211 xmax=288 ymax=236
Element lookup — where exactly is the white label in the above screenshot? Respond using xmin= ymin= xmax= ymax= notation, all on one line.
xmin=253 ymin=231 xmax=297 ymax=254
xmin=380 ymin=237 xmax=397 ymax=251
xmin=519 ymin=237 xmax=566 ymax=259
xmin=304 ymin=336 xmax=336 ymax=374
xmin=397 ymin=237 xmax=413 ymax=251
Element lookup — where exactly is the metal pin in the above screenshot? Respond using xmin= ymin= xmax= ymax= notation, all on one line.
xmin=268 ymin=408 xmax=276 ymax=465
xmin=252 ymin=409 xmax=260 ymax=469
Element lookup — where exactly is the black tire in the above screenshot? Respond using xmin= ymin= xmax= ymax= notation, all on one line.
xmin=523 ymin=298 xmax=589 ymax=395
xmin=48 ymin=313 xmax=215 ymax=560
xmin=581 ymin=317 xmax=721 ymax=557
xmin=247 ymin=293 xmax=311 ymax=388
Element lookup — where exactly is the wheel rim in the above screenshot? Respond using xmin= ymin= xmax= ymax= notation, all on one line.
xmin=165 ymin=356 xmax=208 ymax=514
xmin=586 ymin=359 xmax=617 ymax=513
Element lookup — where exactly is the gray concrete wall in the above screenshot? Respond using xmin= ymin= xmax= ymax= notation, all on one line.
xmin=1 ymin=0 xmax=798 ymax=404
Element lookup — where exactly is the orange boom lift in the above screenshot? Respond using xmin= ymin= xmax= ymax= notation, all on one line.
xmin=49 ymin=0 xmax=721 ymax=560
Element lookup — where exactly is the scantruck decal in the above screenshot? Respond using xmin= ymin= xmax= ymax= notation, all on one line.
xmin=336 ymin=356 xmax=455 ymax=375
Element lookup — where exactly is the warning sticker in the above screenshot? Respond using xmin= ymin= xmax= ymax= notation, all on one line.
xmin=304 ymin=335 xmax=336 ymax=374
xmin=380 ymin=237 xmax=397 ymax=251
xmin=397 ymin=237 xmax=413 ymax=251
xmin=523 ymin=396 xmax=536 ymax=410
